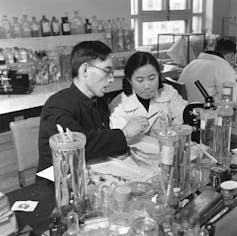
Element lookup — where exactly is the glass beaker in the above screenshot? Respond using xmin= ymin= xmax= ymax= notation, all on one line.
xmin=172 ymin=124 xmax=193 ymax=196
xmin=49 ymin=132 xmax=87 ymax=213
xmin=157 ymin=129 xmax=179 ymax=197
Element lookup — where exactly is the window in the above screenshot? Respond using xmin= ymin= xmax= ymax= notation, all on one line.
xmin=131 ymin=0 xmax=206 ymax=48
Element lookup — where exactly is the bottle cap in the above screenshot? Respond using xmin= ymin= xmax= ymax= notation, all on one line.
xmin=112 ymin=185 xmax=131 ymax=202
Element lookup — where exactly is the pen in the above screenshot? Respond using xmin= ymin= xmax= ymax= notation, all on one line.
xmin=148 ymin=112 xmax=158 ymax=120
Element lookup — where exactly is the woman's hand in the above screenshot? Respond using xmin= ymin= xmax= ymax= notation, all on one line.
xmin=122 ymin=116 xmax=149 ymax=139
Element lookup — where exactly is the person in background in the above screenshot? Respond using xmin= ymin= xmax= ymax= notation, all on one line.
xmin=38 ymin=41 xmax=148 ymax=171
xmin=109 ymin=51 xmax=188 ymax=136
xmin=179 ymin=38 xmax=237 ymax=104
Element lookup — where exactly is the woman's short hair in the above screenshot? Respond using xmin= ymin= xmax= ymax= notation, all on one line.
xmin=71 ymin=40 xmax=112 ymax=78
xmin=123 ymin=51 xmax=163 ymax=95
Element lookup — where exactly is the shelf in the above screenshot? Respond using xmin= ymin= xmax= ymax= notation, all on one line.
xmin=0 ymin=33 xmax=106 ymax=50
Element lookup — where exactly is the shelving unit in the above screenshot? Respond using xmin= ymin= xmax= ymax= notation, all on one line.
xmin=0 ymin=33 xmax=106 ymax=50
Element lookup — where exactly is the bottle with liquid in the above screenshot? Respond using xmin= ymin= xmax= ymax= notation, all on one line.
xmin=21 ymin=15 xmax=31 ymax=38
xmin=31 ymin=16 xmax=40 ymax=37
xmin=71 ymin=10 xmax=84 ymax=34
xmin=51 ymin=17 xmax=60 ymax=36
xmin=61 ymin=17 xmax=71 ymax=35
xmin=2 ymin=15 xmax=12 ymax=39
xmin=85 ymin=18 xmax=92 ymax=33
xmin=40 ymin=15 xmax=51 ymax=37
xmin=12 ymin=17 xmax=22 ymax=38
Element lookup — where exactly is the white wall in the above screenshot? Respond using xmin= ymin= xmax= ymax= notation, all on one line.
xmin=0 ymin=0 xmax=130 ymax=23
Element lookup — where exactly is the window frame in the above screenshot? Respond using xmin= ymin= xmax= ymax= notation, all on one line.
xmin=131 ymin=0 xmax=206 ymax=47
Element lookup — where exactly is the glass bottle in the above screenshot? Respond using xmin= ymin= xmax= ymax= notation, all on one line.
xmin=213 ymin=99 xmax=233 ymax=167
xmin=61 ymin=17 xmax=71 ymax=35
xmin=40 ymin=15 xmax=51 ymax=37
xmin=71 ymin=10 xmax=84 ymax=34
xmin=49 ymin=211 xmax=62 ymax=236
xmin=103 ymin=20 xmax=112 ymax=49
xmin=31 ymin=16 xmax=40 ymax=37
xmin=12 ymin=17 xmax=22 ymax=38
xmin=2 ymin=15 xmax=12 ymax=39
xmin=62 ymin=211 xmax=80 ymax=236
xmin=85 ymin=18 xmax=92 ymax=33
xmin=21 ymin=14 xmax=31 ymax=38
xmin=51 ymin=17 xmax=60 ymax=36
xmin=91 ymin=15 xmax=98 ymax=33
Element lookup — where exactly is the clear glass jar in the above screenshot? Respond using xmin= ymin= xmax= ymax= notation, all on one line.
xmin=157 ymin=129 xmax=179 ymax=197
xmin=200 ymin=109 xmax=217 ymax=152
xmin=49 ymin=132 xmax=87 ymax=213
xmin=172 ymin=124 xmax=193 ymax=196
xmin=213 ymin=100 xmax=233 ymax=167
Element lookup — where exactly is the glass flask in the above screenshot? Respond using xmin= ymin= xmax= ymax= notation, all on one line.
xmin=49 ymin=132 xmax=87 ymax=213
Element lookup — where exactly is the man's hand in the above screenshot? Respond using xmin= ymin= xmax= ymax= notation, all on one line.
xmin=122 ymin=116 xmax=149 ymax=139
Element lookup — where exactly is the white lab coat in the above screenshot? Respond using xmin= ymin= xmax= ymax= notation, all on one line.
xmin=109 ymin=83 xmax=188 ymax=131
xmin=179 ymin=52 xmax=237 ymax=104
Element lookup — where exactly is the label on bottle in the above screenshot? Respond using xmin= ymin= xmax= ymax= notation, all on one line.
xmin=52 ymin=22 xmax=60 ymax=33
xmin=42 ymin=22 xmax=50 ymax=33
xmin=216 ymin=116 xmax=222 ymax=126
xmin=32 ymin=23 xmax=39 ymax=31
xmin=63 ymin=23 xmax=70 ymax=32
xmin=161 ymin=145 xmax=175 ymax=165
xmin=223 ymin=87 xmax=232 ymax=95
xmin=201 ymin=119 xmax=206 ymax=129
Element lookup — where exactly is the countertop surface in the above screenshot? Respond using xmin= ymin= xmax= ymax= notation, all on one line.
xmin=0 ymin=64 xmax=182 ymax=115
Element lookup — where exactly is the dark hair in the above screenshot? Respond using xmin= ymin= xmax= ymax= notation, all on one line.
xmin=123 ymin=51 xmax=163 ymax=95
xmin=71 ymin=40 xmax=112 ymax=78
xmin=214 ymin=38 xmax=237 ymax=55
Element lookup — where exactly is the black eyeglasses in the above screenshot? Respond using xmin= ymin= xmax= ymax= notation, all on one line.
xmin=89 ymin=64 xmax=114 ymax=77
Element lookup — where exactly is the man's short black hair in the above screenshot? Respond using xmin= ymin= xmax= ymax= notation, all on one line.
xmin=215 ymin=38 xmax=237 ymax=55
xmin=71 ymin=40 xmax=112 ymax=78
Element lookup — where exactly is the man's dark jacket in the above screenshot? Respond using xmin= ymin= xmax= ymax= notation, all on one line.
xmin=38 ymin=83 xmax=128 ymax=171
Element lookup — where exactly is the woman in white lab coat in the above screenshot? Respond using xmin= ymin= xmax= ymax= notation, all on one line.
xmin=109 ymin=51 xmax=188 ymax=135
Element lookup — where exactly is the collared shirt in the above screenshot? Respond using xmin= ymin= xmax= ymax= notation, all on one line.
xmin=38 ymin=82 xmax=128 ymax=171
xmin=109 ymin=83 xmax=188 ymax=131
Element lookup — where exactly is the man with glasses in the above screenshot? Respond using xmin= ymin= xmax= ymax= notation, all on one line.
xmin=179 ymin=38 xmax=237 ymax=104
xmin=38 ymin=40 xmax=148 ymax=171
